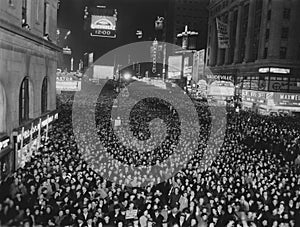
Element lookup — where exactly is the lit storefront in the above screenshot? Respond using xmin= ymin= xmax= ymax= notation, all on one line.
xmin=0 ymin=135 xmax=12 ymax=181
xmin=12 ymin=111 xmax=58 ymax=169
xmin=241 ymin=90 xmax=300 ymax=116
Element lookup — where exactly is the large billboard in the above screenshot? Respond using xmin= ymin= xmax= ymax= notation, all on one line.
xmin=208 ymin=81 xmax=234 ymax=97
xmin=90 ymin=15 xmax=117 ymax=38
xmin=93 ymin=65 xmax=114 ymax=80
xmin=167 ymin=55 xmax=182 ymax=79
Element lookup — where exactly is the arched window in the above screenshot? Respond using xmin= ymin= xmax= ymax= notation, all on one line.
xmin=41 ymin=77 xmax=48 ymax=113
xmin=19 ymin=77 xmax=30 ymax=124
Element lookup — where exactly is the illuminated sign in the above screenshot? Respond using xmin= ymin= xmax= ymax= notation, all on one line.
xmin=90 ymin=15 xmax=117 ymax=38
xmin=259 ymin=68 xmax=269 ymax=73
xmin=0 ymin=137 xmax=10 ymax=150
xmin=15 ymin=113 xmax=59 ymax=143
xmin=270 ymin=68 xmax=290 ymax=74
xmin=259 ymin=67 xmax=290 ymax=74
xmin=207 ymin=74 xmax=233 ymax=82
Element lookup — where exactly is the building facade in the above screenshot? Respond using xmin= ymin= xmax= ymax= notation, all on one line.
xmin=166 ymin=0 xmax=209 ymax=50
xmin=206 ymin=0 xmax=300 ymax=114
xmin=0 ymin=0 xmax=60 ymax=181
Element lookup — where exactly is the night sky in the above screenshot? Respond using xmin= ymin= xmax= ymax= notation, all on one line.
xmin=57 ymin=0 xmax=169 ymax=69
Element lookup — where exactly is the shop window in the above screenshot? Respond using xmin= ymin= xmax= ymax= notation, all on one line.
xmin=41 ymin=77 xmax=48 ymax=114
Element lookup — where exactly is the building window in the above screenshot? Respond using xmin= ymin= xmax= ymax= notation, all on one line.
xmin=279 ymin=47 xmax=287 ymax=59
xmin=36 ymin=0 xmax=40 ymax=22
xmin=43 ymin=2 xmax=49 ymax=36
xmin=263 ymin=48 xmax=268 ymax=59
xmin=267 ymin=10 xmax=271 ymax=20
xmin=265 ymin=29 xmax=270 ymax=41
xmin=19 ymin=77 xmax=30 ymax=124
xmin=41 ymin=77 xmax=48 ymax=113
xmin=281 ymin=27 xmax=289 ymax=39
xmin=21 ymin=0 xmax=28 ymax=26
xmin=283 ymin=8 xmax=291 ymax=20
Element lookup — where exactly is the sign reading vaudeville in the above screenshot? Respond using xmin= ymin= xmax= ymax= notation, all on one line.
xmin=90 ymin=15 xmax=117 ymax=38
xmin=216 ymin=18 xmax=229 ymax=48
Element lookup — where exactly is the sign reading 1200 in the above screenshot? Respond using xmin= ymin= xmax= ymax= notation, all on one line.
xmin=91 ymin=29 xmax=116 ymax=38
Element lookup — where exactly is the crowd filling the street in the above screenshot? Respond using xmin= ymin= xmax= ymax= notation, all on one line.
xmin=0 ymin=81 xmax=300 ymax=227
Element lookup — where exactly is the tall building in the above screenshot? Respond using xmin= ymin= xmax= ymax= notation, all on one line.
xmin=166 ymin=0 xmax=209 ymax=50
xmin=0 ymin=0 xmax=60 ymax=180
xmin=206 ymin=0 xmax=300 ymax=114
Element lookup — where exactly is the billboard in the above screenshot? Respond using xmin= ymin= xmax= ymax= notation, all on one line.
xmin=216 ymin=18 xmax=229 ymax=48
xmin=208 ymin=81 xmax=234 ymax=97
xmin=167 ymin=55 xmax=182 ymax=79
xmin=90 ymin=15 xmax=117 ymax=38
xmin=93 ymin=65 xmax=114 ymax=80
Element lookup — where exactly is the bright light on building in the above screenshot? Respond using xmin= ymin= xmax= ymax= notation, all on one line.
xmin=123 ymin=73 xmax=132 ymax=80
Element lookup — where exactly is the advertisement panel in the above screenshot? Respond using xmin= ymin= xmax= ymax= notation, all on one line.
xmin=241 ymin=90 xmax=274 ymax=105
xmin=90 ymin=15 xmax=117 ymax=38
xmin=208 ymin=81 xmax=234 ymax=97
xmin=93 ymin=65 xmax=114 ymax=80
xmin=216 ymin=18 xmax=229 ymax=48
xmin=167 ymin=56 xmax=182 ymax=79
xmin=56 ymin=81 xmax=81 ymax=91
xmin=273 ymin=93 xmax=300 ymax=107
xmin=183 ymin=56 xmax=192 ymax=78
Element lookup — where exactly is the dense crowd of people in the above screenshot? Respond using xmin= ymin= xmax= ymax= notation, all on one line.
xmin=0 ymin=81 xmax=300 ymax=227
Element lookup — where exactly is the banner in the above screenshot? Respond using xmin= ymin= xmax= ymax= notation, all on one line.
xmin=216 ymin=18 xmax=229 ymax=49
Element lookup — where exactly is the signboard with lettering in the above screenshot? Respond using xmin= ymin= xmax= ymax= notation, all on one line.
xmin=90 ymin=15 xmax=117 ymax=38
xmin=216 ymin=18 xmax=229 ymax=48
xmin=14 ymin=112 xmax=59 ymax=146
xmin=241 ymin=90 xmax=274 ymax=105
xmin=274 ymin=93 xmax=300 ymax=106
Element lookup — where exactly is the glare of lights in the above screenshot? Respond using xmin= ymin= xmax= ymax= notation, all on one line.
xmin=123 ymin=73 xmax=132 ymax=80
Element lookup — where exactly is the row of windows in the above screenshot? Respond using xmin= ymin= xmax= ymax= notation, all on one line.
xmin=19 ymin=77 xmax=48 ymax=124
xmin=19 ymin=0 xmax=50 ymax=37
xmin=263 ymin=47 xmax=287 ymax=59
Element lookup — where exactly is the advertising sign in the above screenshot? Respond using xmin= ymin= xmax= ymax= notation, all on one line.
xmin=216 ymin=18 xmax=229 ymax=48
xmin=155 ymin=16 xmax=164 ymax=30
xmin=241 ymin=90 xmax=274 ymax=105
xmin=274 ymin=93 xmax=300 ymax=106
xmin=208 ymin=81 xmax=234 ymax=97
xmin=167 ymin=55 xmax=182 ymax=79
xmin=90 ymin=15 xmax=117 ymax=38
xmin=0 ymin=136 xmax=10 ymax=151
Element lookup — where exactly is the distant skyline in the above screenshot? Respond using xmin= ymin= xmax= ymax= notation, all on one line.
xmin=57 ymin=0 xmax=169 ymax=70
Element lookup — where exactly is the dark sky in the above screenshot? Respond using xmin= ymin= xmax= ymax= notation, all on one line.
xmin=57 ymin=0 xmax=169 ymax=69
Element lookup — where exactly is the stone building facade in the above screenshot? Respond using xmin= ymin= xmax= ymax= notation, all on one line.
xmin=0 ymin=0 xmax=60 ymax=181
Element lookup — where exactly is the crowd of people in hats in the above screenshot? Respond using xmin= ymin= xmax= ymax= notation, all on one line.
xmin=0 ymin=84 xmax=300 ymax=227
